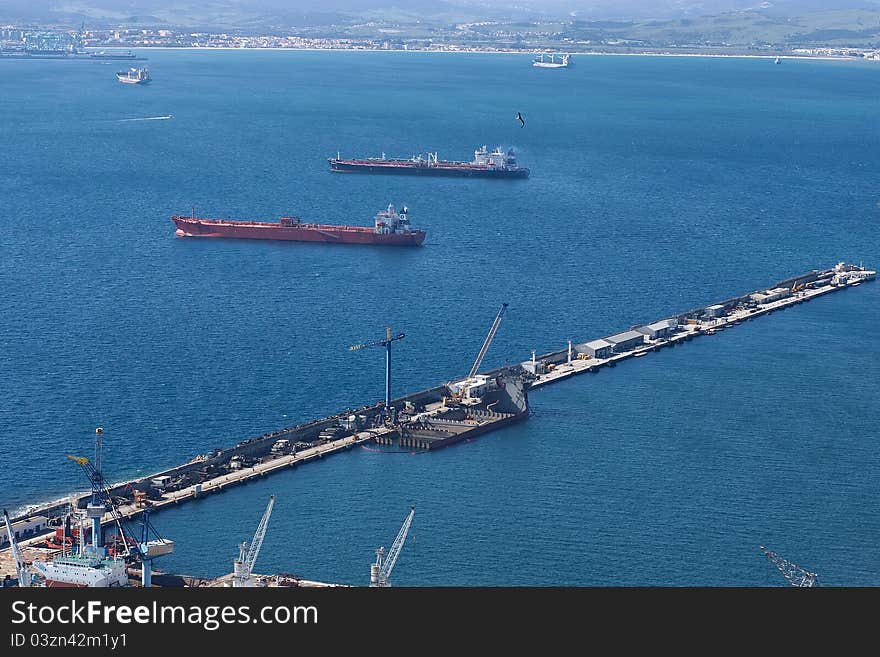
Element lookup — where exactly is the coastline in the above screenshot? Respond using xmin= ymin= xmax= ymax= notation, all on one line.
xmin=85 ymin=46 xmax=861 ymax=62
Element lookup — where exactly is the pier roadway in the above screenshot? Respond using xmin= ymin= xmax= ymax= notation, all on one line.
xmin=113 ymin=425 xmax=402 ymax=520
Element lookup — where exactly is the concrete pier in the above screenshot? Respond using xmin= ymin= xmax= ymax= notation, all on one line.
xmin=1 ymin=262 xmax=874 ymax=578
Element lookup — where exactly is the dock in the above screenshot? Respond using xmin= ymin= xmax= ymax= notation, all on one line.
xmin=527 ymin=268 xmax=862 ymax=388
xmin=1 ymin=262 xmax=874 ymax=581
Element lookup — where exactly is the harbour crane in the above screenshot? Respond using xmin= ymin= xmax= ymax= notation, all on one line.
xmin=233 ymin=495 xmax=275 ymax=587
xmin=447 ymin=303 xmax=508 ymax=403
xmin=136 ymin=508 xmax=174 ymax=588
xmin=350 ymin=326 xmax=406 ymax=419
xmin=2 ymin=509 xmax=30 ymax=587
xmin=67 ymin=428 xmax=131 ymax=557
xmin=760 ymin=546 xmax=818 ymax=587
xmin=467 ymin=303 xmax=508 ymax=379
xmin=370 ymin=506 xmax=415 ymax=587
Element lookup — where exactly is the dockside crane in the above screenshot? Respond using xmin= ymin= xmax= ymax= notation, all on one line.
xmin=467 ymin=303 xmax=508 ymax=379
xmin=136 ymin=508 xmax=174 ymax=588
xmin=350 ymin=326 xmax=406 ymax=419
xmin=760 ymin=546 xmax=818 ymax=587
xmin=370 ymin=506 xmax=415 ymax=587
xmin=67 ymin=428 xmax=132 ymax=557
xmin=3 ymin=509 xmax=30 ymax=587
xmin=233 ymin=495 xmax=275 ymax=587
xmin=447 ymin=303 xmax=508 ymax=403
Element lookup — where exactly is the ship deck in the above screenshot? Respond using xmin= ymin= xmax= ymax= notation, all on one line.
xmin=173 ymin=216 xmax=401 ymax=233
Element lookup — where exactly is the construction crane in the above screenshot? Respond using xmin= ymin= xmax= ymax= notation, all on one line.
xmin=760 ymin=546 xmax=818 ymax=587
xmin=467 ymin=303 xmax=508 ymax=379
xmin=350 ymin=326 xmax=406 ymax=418
xmin=233 ymin=495 xmax=275 ymax=587
xmin=370 ymin=506 xmax=415 ymax=587
xmin=447 ymin=303 xmax=508 ymax=403
xmin=67 ymin=428 xmax=131 ymax=557
xmin=2 ymin=509 xmax=30 ymax=587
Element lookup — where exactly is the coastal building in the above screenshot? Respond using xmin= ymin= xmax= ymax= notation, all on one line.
xmin=704 ymin=304 xmax=726 ymax=318
xmin=635 ymin=318 xmax=678 ymax=340
xmin=0 ymin=515 xmax=49 ymax=548
xmin=750 ymin=287 xmax=791 ymax=305
xmin=603 ymin=331 xmax=645 ymax=353
xmin=577 ymin=339 xmax=614 ymax=359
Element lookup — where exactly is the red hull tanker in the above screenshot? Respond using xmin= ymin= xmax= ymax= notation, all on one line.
xmin=172 ymin=203 xmax=425 ymax=246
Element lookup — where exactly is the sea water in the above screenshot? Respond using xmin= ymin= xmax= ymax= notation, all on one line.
xmin=0 ymin=50 xmax=878 ymax=585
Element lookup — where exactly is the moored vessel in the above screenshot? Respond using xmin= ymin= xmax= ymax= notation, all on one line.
xmin=172 ymin=203 xmax=426 ymax=246
xmin=31 ymin=552 xmax=129 ymax=588
xmin=329 ymin=145 xmax=529 ymax=178
xmin=533 ymin=53 xmax=571 ymax=68
xmin=116 ymin=67 xmax=150 ymax=84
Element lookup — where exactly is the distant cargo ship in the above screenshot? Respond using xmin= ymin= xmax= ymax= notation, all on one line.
xmin=116 ymin=67 xmax=150 ymax=84
xmin=329 ymin=145 xmax=529 ymax=178
xmin=0 ymin=50 xmax=145 ymax=61
xmin=172 ymin=203 xmax=425 ymax=246
xmin=533 ymin=53 xmax=571 ymax=68
xmin=91 ymin=50 xmax=142 ymax=60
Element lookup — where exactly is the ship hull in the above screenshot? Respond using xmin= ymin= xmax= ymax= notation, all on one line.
xmin=172 ymin=217 xmax=425 ymax=246
xmin=329 ymin=160 xmax=529 ymax=178
xmin=45 ymin=580 xmax=88 ymax=588
xmin=116 ymin=77 xmax=149 ymax=85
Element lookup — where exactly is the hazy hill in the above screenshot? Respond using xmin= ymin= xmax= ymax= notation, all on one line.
xmin=6 ymin=1 xmax=879 ymax=28
xmin=2 ymin=1 xmax=879 ymax=47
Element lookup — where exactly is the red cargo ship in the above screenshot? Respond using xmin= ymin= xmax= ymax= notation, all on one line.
xmin=172 ymin=203 xmax=425 ymax=246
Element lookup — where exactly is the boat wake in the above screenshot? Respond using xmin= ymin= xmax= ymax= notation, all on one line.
xmin=117 ymin=115 xmax=173 ymax=122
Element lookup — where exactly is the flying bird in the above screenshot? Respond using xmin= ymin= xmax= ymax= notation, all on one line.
xmin=516 ymin=112 xmax=525 ymax=128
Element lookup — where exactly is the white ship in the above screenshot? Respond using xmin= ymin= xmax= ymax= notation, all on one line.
xmin=116 ymin=67 xmax=151 ymax=84
xmin=533 ymin=53 xmax=571 ymax=68
xmin=31 ymin=551 xmax=129 ymax=588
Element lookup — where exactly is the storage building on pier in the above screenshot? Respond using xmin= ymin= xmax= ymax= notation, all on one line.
xmin=635 ymin=319 xmax=678 ymax=340
xmin=577 ymin=339 xmax=614 ymax=359
xmin=604 ymin=330 xmax=645 ymax=353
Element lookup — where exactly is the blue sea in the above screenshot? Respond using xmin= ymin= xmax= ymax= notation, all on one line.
xmin=1 ymin=50 xmax=878 ymax=586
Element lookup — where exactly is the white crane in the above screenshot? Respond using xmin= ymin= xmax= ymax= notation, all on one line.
xmin=233 ymin=495 xmax=275 ymax=587
xmin=3 ymin=509 xmax=30 ymax=587
xmin=760 ymin=546 xmax=818 ymax=587
xmin=467 ymin=303 xmax=508 ymax=379
xmin=370 ymin=506 xmax=415 ymax=587
xmin=447 ymin=303 xmax=509 ymax=402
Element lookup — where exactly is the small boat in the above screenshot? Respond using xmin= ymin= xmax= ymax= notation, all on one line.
xmin=116 ymin=67 xmax=150 ymax=85
xmin=774 ymin=57 xmax=781 ymax=64
xmin=633 ymin=351 xmax=646 ymax=358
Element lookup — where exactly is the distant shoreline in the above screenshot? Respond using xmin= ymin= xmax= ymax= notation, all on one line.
xmin=87 ymin=46 xmax=860 ymax=62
